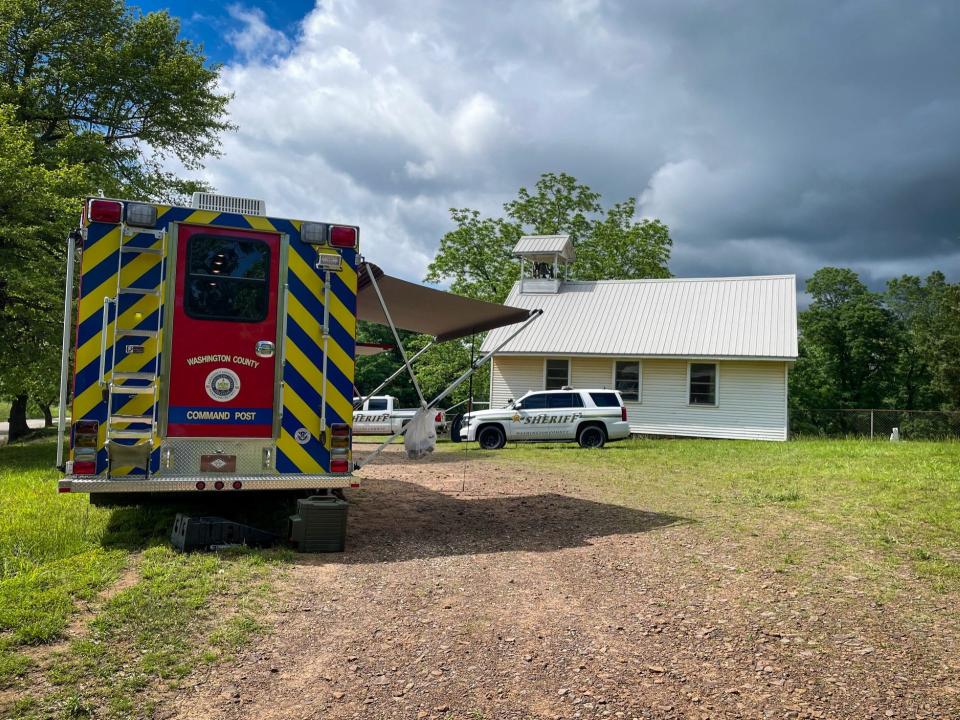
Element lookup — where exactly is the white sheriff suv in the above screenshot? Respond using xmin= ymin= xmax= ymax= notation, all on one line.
xmin=459 ymin=388 xmax=631 ymax=449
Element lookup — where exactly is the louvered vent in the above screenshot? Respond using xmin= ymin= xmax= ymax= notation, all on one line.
xmin=190 ymin=192 xmax=266 ymax=216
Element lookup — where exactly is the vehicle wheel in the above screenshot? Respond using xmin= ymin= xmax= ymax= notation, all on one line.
xmin=477 ymin=425 xmax=506 ymax=450
xmin=577 ymin=424 xmax=606 ymax=449
xmin=449 ymin=413 xmax=463 ymax=443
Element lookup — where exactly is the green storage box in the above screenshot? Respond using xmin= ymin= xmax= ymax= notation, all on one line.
xmin=288 ymin=496 xmax=348 ymax=552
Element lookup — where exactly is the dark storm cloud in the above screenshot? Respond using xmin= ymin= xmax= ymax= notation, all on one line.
xmin=205 ymin=0 xmax=960 ymax=286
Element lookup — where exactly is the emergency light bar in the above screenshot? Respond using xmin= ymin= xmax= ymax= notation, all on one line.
xmin=300 ymin=222 xmax=358 ymax=249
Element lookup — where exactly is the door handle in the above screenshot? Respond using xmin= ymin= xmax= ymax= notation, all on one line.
xmin=255 ymin=340 xmax=275 ymax=358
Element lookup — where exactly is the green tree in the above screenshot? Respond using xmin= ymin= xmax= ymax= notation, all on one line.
xmin=503 ymin=171 xmax=600 ymax=246
xmin=0 ymin=0 xmax=232 ymax=440
xmin=0 ymin=104 xmax=85 ymax=438
xmin=574 ymin=198 xmax=672 ymax=280
xmin=424 ymin=209 xmax=521 ymax=303
xmin=885 ymin=272 xmax=960 ymax=411
xmin=417 ymin=172 xmax=672 ymax=408
xmin=792 ymin=267 xmax=898 ymax=413
xmin=354 ymin=321 xmax=419 ymax=409
xmin=0 ymin=0 xmax=232 ymax=198
xmin=426 ymin=172 xmax=672 ymax=303
xmin=884 ymin=273 xmax=949 ymax=409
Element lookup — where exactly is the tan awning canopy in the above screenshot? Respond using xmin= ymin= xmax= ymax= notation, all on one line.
xmin=355 ymin=342 xmax=393 ymax=356
xmin=357 ymin=262 xmax=535 ymax=342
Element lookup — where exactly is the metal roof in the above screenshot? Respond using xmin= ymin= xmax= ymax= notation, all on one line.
xmin=512 ymin=235 xmax=575 ymax=262
xmin=482 ymin=275 xmax=798 ymax=359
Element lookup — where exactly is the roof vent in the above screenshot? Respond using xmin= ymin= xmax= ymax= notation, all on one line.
xmin=191 ymin=192 xmax=266 ymax=216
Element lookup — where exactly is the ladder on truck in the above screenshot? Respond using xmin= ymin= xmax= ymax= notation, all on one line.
xmin=101 ymin=223 xmax=167 ymax=475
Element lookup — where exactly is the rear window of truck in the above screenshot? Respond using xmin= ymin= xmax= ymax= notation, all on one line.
xmin=185 ymin=235 xmax=270 ymax=322
xmin=589 ymin=392 xmax=621 ymax=407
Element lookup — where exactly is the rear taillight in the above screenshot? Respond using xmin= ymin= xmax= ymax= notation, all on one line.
xmin=73 ymin=460 xmax=96 ymax=475
xmin=329 ymin=225 xmax=357 ymax=248
xmin=75 ymin=420 xmax=99 ymax=434
xmin=621 ymin=406 xmax=627 ymax=422
xmin=73 ymin=420 xmax=99 ymax=461
xmin=331 ymin=458 xmax=350 ymax=473
xmin=330 ymin=423 xmax=351 ymax=449
xmin=88 ymin=199 xmax=122 ymax=223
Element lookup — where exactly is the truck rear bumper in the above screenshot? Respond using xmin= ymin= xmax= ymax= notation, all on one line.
xmin=59 ymin=474 xmax=359 ymax=493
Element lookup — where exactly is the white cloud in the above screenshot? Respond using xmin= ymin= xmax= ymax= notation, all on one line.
xmin=226 ymin=5 xmax=291 ymax=60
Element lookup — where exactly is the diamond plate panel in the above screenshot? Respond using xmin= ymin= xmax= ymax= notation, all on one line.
xmin=158 ymin=438 xmax=273 ymax=476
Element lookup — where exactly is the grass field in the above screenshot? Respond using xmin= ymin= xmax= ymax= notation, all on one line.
xmin=0 ymin=439 xmax=288 ymax=719
xmin=1 ymin=437 xmax=958 ymax=717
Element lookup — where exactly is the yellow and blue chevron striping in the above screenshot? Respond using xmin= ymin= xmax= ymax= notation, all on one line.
xmin=72 ymin=201 xmax=357 ymax=477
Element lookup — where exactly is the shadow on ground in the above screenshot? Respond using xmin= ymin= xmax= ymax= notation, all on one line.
xmin=101 ymin=492 xmax=303 ymax=550
xmin=98 ymin=477 xmax=684 ymax=563
xmin=324 ymin=477 xmax=686 ymax=564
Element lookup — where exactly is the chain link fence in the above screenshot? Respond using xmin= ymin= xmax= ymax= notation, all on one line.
xmin=792 ymin=409 xmax=960 ymax=440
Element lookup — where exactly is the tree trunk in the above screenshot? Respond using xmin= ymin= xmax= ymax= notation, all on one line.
xmin=8 ymin=394 xmax=30 ymax=442
xmin=43 ymin=404 xmax=53 ymax=428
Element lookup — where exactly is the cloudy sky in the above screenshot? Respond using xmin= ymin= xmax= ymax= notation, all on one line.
xmin=148 ymin=0 xmax=960 ymax=288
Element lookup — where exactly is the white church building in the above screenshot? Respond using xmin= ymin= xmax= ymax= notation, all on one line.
xmin=481 ymin=235 xmax=798 ymax=441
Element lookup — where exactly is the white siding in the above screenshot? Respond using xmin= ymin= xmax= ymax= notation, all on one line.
xmin=490 ymin=356 xmax=544 ymax=408
xmin=627 ymin=359 xmax=787 ymax=441
xmin=491 ymin=355 xmax=789 ymax=441
xmin=571 ymin=358 xmax=614 ymax=388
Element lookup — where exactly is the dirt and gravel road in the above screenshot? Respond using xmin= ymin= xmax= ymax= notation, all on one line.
xmin=164 ymin=446 xmax=959 ymax=720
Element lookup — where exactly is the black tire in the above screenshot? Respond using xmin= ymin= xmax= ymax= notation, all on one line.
xmin=577 ymin=424 xmax=606 ymax=449
xmin=477 ymin=424 xmax=506 ymax=450
xmin=449 ymin=413 xmax=463 ymax=443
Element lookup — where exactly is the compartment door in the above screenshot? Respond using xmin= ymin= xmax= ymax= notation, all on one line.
xmin=166 ymin=224 xmax=281 ymax=438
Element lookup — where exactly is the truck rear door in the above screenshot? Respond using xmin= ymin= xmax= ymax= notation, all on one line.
xmin=166 ymin=224 xmax=281 ymax=438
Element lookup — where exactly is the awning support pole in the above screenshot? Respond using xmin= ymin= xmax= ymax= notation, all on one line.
xmin=364 ymin=264 xmax=427 ymax=407
xmin=426 ymin=309 xmax=543 ymax=409
xmin=354 ymin=341 xmax=435 ymax=409
xmin=354 ymin=309 xmax=543 ymax=469
xmin=320 ymin=269 xmax=331 ymax=432
xmin=56 ymin=230 xmax=79 ymax=469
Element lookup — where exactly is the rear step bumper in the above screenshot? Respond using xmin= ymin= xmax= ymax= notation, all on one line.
xmin=59 ymin=474 xmax=359 ymax=493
